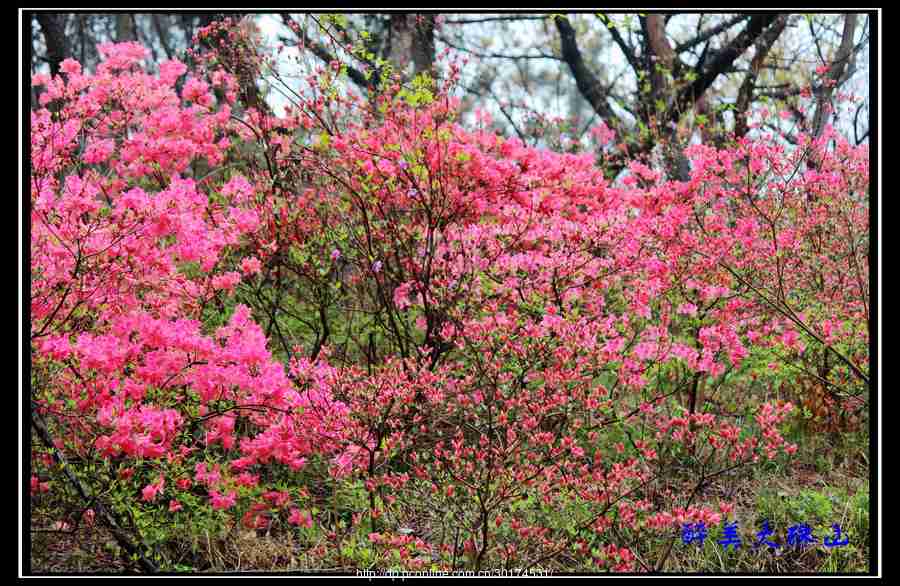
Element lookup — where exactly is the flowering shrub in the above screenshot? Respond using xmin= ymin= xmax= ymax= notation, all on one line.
xmin=29 ymin=24 xmax=868 ymax=573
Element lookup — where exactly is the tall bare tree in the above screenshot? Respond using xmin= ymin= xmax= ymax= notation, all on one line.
xmin=30 ymin=12 xmax=870 ymax=156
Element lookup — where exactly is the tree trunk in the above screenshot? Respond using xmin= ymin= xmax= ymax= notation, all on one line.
xmin=389 ymin=14 xmax=436 ymax=79
xmin=812 ymin=14 xmax=859 ymax=138
xmin=115 ymin=13 xmax=135 ymax=42
xmin=36 ymin=13 xmax=68 ymax=77
xmin=411 ymin=14 xmax=435 ymax=76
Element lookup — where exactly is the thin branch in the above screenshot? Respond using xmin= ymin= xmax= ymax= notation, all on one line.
xmin=853 ymin=99 xmax=868 ymax=145
xmin=444 ymin=16 xmax=550 ymax=25
xmin=674 ymin=14 xmax=780 ymax=120
xmin=436 ymin=34 xmax=561 ymax=61
xmin=734 ymin=14 xmax=789 ymax=137
xmin=280 ymin=13 xmax=371 ymax=89
xmin=674 ymin=14 xmax=750 ymax=54
xmin=718 ymin=262 xmax=869 ymax=385
xmin=599 ymin=16 xmax=641 ymax=73
xmin=812 ymin=13 xmax=859 ymax=138
xmin=554 ymin=15 xmax=616 ymax=121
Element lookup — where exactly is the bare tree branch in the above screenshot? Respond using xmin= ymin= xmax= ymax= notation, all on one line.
xmin=436 ymin=34 xmax=561 ymax=62
xmin=674 ymin=14 xmax=780 ymax=119
xmin=853 ymin=99 xmax=869 ymax=145
xmin=674 ymin=14 xmax=751 ymax=54
xmin=554 ymin=15 xmax=616 ymax=121
xmin=599 ymin=16 xmax=641 ymax=73
xmin=735 ymin=14 xmax=789 ymax=137
xmin=812 ymin=13 xmax=859 ymax=138
xmin=444 ymin=15 xmax=550 ymax=25
xmin=280 ymin=13 xmax=372 ymax=89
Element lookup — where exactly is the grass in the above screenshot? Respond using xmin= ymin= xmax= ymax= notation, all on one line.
xmin=664 ymin=419 xmax=870 ymax=574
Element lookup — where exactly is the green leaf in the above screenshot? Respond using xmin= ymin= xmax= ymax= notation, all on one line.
xmin=318 ymin=131 xmax=331 ymax=150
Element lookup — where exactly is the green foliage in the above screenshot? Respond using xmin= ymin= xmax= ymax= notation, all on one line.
xmin=397 ymin=72 xmax=435 ymax=108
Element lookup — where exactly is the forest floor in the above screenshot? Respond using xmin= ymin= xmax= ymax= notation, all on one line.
xmin=29 ymin=422 xmax=871 ymax=575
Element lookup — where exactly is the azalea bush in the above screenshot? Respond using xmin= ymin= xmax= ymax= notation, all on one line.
xmin=29 ymin=21 xmax=869 ymax=573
